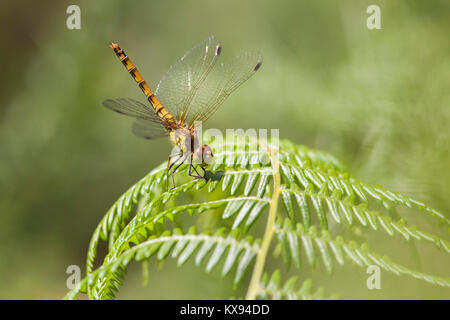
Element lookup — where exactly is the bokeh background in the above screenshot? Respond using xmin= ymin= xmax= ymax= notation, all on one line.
xmin=0 ymin=0 xmax=448 ymax=299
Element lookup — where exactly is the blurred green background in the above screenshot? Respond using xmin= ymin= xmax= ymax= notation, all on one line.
xmin=0 ymin=0 xmax=449 ymax=299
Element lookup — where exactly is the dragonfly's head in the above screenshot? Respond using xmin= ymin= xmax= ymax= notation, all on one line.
xmin=194 ymin=144 xmax=214 ymax=167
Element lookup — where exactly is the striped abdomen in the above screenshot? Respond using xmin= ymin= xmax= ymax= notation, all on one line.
xmin=109 ymin=42 xmax=175 ymax=124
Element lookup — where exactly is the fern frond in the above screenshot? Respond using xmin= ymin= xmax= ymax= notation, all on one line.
xmin=86 ymin=166 xmax=167 ymax=273
xmin=274 ymin=218 xmax=450 ymax=286
xmin=72 ymin=135 xmax=449 ymax=300
xmin=279 ymin=186 xmax=449 ymax=253
xmin=256 ymin=270 xmax=337 ymax=300
xmin=82 ymin=227 xmax=260 ymax=300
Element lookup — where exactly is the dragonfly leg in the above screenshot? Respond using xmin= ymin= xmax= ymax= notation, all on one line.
xmin=166 ymin=152 xmax=183 ymax=191
xmin=188 ymin=162 xmax=207 ymax=181
xmin=170 ymin=154 xmax=187 ymax=190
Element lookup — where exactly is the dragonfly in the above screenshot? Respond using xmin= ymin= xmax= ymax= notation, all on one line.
xmin=102 ymin=36 xmax=262 ymax=190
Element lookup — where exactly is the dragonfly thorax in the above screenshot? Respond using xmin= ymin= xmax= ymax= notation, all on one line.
xmin=169 ymin=126 xmax=193 ymax=153
xmin=169 ymin=125 xmax=213 ymax=166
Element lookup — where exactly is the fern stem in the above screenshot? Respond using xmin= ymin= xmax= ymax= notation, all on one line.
xmin=246 ymin=145 xmax=281 ymax=300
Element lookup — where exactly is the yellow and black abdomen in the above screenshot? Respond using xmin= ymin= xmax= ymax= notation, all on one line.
xmin=109 ymin=42 xmax=175 ymax=124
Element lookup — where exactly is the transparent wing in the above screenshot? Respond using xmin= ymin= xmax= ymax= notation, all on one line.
xmin=103 ymin=98 xmax=158 ymax=119
xmin=131 ymin=118 xmax=168 ymax=140
xmin=155 ymin=36 xmax=222 ymax=123
xmin=102 ymin=98 xmax=168 ymax=140
xmin=186 ymin=51 xmax=263 ymax=125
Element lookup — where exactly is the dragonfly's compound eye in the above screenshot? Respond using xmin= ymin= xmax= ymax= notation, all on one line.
xmin=202 ymin=145 xmax=214 ymax=165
